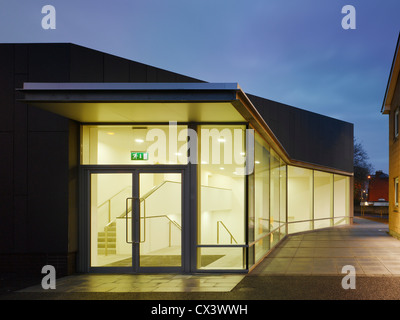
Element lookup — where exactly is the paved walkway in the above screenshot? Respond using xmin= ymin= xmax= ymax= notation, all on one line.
xmin=250 ymin=217 xmax=400 ymax=276
xmin=3 ymin=217 xmax=400 ymax=299
xmin=16 ymin=273 xmax=245 ymax=293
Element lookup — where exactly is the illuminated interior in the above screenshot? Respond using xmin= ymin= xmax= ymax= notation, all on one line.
xmin=81 ymin=124 xmax=189 ymax=165
xmin=83 ymin=123 xmax=351 ymax=271
xmin=91 ymin=172 xmax=182 ymax=268
xmin=17 ymin=75 xmax=353 ymax=274
xmin=197 ymin=125 xmax=246 ymax=269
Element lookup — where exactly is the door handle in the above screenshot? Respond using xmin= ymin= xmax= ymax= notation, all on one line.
xmin=125 ymin=197 xmax=133 ymax=244
xmin=126 ymin=197 xmax=141 ymax=244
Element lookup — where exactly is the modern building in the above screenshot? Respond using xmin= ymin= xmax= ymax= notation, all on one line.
xmin=382 ymin=34 xmax=400 ymax=239
xmin=0 ymin=43 xmax=353 ymax=276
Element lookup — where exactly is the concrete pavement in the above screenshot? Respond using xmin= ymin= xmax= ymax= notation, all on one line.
xmin=251 ymin=216 xmax=400 ymax=276
xmin=2 ymin=216 xmax=400 ymax=300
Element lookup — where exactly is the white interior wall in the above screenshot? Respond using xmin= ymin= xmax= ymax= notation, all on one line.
xmin=334 ymin=175 xmax=350 ymax=217
xmin=314 ymin=172 xmax=333 ymax=220
xmin=288 ymin=167 xmax=313 ymax=222
xmin=200 ymin=172 xmax=244 ymax=244
xmin=90 ymin=125 xmax=188 ymax=165
xmin=288 ymin=166 xmax=350 ymax=234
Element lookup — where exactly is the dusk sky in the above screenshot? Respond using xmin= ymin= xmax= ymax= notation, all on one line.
xmin=1 ymin=0 xmax=399 ymax=173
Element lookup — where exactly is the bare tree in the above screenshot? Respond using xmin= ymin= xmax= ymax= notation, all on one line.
xmin=353 ymin=138 xmax=373 ymax=203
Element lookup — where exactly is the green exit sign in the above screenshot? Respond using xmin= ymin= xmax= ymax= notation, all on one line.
xmin=131 ymin=152 xmax=149 ymax=160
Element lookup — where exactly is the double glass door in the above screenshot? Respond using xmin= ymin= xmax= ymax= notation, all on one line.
xmin=89 ymin=168 xmax=185 ymax=272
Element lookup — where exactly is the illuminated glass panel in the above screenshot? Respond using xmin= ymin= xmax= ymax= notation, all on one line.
xmin=288 ymin=166 xmax=313 ymax=227
xmin=81 ymin=124 xmax=188 ymax=165
xmin=314 ymin=171 xmax=333 ymax=229
xmin=334 ymin=175 xmax=350 ymax=218
xmin=198 ymin=125 xmax=246 ymax=247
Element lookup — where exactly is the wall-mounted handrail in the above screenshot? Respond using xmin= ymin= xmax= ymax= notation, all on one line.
xmin=141 ymin=180 xmax=180 ymax=201
xmin=141 ymin=215 xmax=181 ymax=230
xmin=217 ymin=220 xmax=238 ymax=244
xmin=140 ymin=215 xmax=181 ymax=247
xmin=98 ymin=186 xmax=132 ymax=211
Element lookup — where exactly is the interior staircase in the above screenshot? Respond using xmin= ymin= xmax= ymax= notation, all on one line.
xmin=98 ymin=222 xmax=117 ymax=255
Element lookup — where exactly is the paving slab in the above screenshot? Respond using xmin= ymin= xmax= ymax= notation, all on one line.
xmin=250 ymin=217 xmax=399 ymax=276
xmin=2 ymin=216 xmax=400 ymax=301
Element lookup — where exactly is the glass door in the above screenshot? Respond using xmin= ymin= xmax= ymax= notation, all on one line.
xmin=137 ymin=173 xmax=182 ymax=270
xmin=89 ymin=169 xmax=184 ymax=272
xmin=90 ymin=172 xmax=134 ymax=268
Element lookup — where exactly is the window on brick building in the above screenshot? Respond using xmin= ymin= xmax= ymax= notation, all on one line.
xmin=395 ymin=177 xmax=399 ymax=207
xmin=395 ymin=108 xmax=399 ymax=138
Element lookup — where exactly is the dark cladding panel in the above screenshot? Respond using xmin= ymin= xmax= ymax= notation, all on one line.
xmin=293 ymin=109 xmax=309 ymax=161
xmin=14 ymin=75 xmax=28 ymax=195
xmin=27 ymin=44 xmax=70 ymax=132
xmin=147 ymin=66 xmax=157 ymax=82
xmin=28 ymin=106 xmax=69 ymax=132
xmin=28 ymin=44 xmax=70 ymax=82
xmin=0 ymin=44 xmax=14 ymax=132
xmin=68 ymin=120 xmax=80 ymax=254
xmin=248 ymin=94 xmax=354 ymax=173
xmin=174 ymin=73 xmax=204 ymax=83
xmin=13 ymin=195 xmax=28 ymax=252
xmin=276 ymin=103 xmax=293 ymax=153
xmin=70 ymin=44 xmax=104 ymax=82
xmin=129 ymin=61 xmax=147 ymax=82
xmin=0 ymin=133 xmax=13 ymax=198
xmin=27 ymin=132 xmax=69 ymax=253
xmin=0 ymin=196 xmax=13 ymax=252
xmin=13 ymin=101 xmax=28 ymax=195
xmin=104 ymin=54 xmax=130 ymax=82
xmin=156 ymin=69 xmax=176 ymax=82
xmin=14 ymin=44 xmax=28 ymax=74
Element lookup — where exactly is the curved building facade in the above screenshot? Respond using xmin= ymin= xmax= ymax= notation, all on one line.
xmin=0 ymin=43 xmax=353 ymax=275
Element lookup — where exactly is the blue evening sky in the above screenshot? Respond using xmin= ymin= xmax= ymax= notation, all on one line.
xmin=0 ymin=0 xmax=398 ymax=173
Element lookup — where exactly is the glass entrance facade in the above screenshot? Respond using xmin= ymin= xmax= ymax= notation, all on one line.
xmin=90 ymin=172 xmax=182 ymax=270
xmin=12 ymin=50 xmax=353 ymax=277
xmin=81 ymin=123 xmax=351 ymax=273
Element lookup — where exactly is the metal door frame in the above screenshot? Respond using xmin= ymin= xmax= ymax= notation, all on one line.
xmin=78 ymin=165 xmax=190 ymax=274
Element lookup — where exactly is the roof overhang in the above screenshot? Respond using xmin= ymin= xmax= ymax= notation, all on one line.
xmin=19 ymin=82 xmax=245 ymax=122
xmin=18 ymin=82 xmax=291 ymax=163
xmin=382 ymin=33 xmax=400 ymax=114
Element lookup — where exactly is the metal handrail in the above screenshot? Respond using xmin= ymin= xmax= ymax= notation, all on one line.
xmin=97 ymin=186 xmax=132 ymax=226
xmin=140 ymin=215 xmax=181 ymax=247
xmin=217 ymin=220 xmax=238 ymax=244
xmin=142 ymin=215 xmax=181 ymax=230
xmin=100 ymin=181 xmax=179 ymax=255
xmin=141 ymin=180 xmax=181 ymax=201
xmin=101 ymin=180 xmax=232 ymax=254
xmin=122 ymin=214 xmax=181 ymax=246
xmin=97 ymin=186 xmax=132 ymax=210
xmin=99 ymin=181 xmax=230 ymax=224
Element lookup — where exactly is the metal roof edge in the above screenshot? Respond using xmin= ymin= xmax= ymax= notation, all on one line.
xmin=21 ymin=82 xmax=240 ymax=91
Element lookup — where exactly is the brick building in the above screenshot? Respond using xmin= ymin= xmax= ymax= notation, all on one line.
xmin=382 ymin=34 xmax=400 ymax=238
xmin=367 ymin=171 xmax=389 ymax=202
